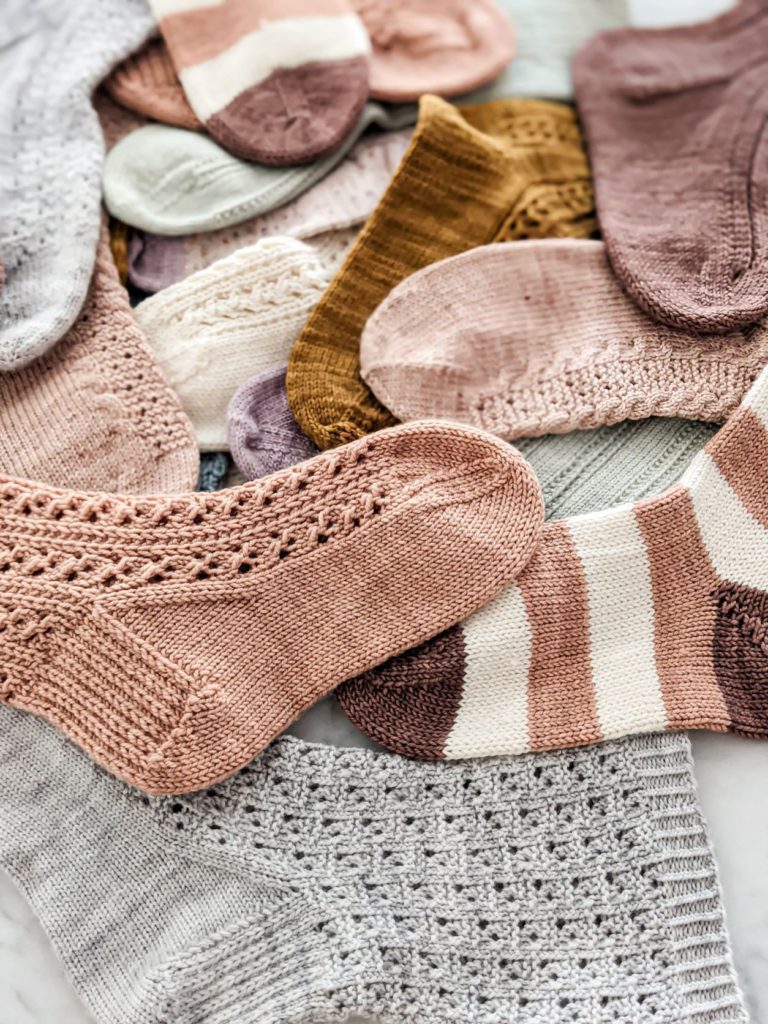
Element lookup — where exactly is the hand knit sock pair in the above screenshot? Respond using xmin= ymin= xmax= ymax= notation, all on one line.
xmin=229 ymin=366 xmax=319 ymax=480
xmin=0 ymin=420 xmax=542 ymax=794
xmin=339 ymin=360 xmax=768 ymax=760
xmin=353 ymin=0 xmax=515 ymax=101
xmin=287 ymin=95 xmax=596 ymax=451
xmin=134 ymin=235 xmax=355 ymax=451
xmin=147 ymin=0 xmax=371 ymax=165
xmin=573 ymin=0 xmax=768 ymax=333
xmin=126 ymin=128 xmax=409 ymax=293
xmin=104 ymin=36 xmax=202 ymax=131
xmin=103 ymin=102 xmax=414 ymax=235
xmin=0 ymin=0 xmax=154 ymax=371
xmin=359 ymin=239 xmax=768 ymax=440
xmin=0 ymin=225 xmax=198 ymax=494
xmin=0 ymin=709 xmax=747 ymax=1024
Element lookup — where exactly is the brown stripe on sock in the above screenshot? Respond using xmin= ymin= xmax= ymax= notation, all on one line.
xmin=712 ymin=581 xmax=768 ymax=738
xmin=518 ymin=521 xmax=601 ymax=750
xmin=707 ymin=407 xmax=768 ymax=530
xmin=336 ymin=625 xmax=467 ymax=760
xmin=635 ymin=486 xmax=729 ymax=729
xmin=161 ymin=0 xmax=350 ymax=70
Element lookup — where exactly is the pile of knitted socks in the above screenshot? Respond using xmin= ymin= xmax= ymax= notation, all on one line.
xmin=2 ymin=0 xmax=767 ymax=1021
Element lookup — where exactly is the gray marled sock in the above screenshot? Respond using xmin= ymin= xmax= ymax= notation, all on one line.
xmin=0 ymin=0 xmax=153 ymax=371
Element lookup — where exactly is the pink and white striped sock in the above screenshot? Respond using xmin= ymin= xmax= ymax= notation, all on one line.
xmin=148 ymin=0 xmax=372 ymax=165
xmin=338 ymin=361 xmax=768 ymax=758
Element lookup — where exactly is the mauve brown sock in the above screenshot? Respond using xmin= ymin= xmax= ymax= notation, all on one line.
xmin=573 ymin=0 xmax=768 ymax=333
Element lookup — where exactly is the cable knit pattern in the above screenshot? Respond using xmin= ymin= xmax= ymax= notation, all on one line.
xmin=0 ymin=0 xmax=154 ymax=371
xmin=126 ymin=129 xmax=410 ymax=293
xmin=134 ymin=236 xmax=350 ymax=450
xmin=0 ymin=225 xmax=198 ymax=493
xmin=0 ymin=420 xmax=542 ymax=794
xmin=360 ymin=240 xmax=768 ymax=439
xmin=0 ymin=713 xmax=747 ymax=1024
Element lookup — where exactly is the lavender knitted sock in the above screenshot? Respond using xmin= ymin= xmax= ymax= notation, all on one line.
xmin=228 ymin=366 xmax=318 ymax=480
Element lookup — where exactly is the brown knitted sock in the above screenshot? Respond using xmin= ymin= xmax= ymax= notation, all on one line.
xmin=573 ymin=0 xmax=768 ymax=332
xmin=286 ymin=95 xmax=595 ymax=451
xmin=0 ymin=422 xmax=543 ymax=794
xmin=0 ymin=226 xmax=198 ymax=494
xmin=104 ymin=36 xmax=202 ymax=131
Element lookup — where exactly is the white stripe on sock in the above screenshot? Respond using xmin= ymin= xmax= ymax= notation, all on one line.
xmin=444 ymin=584 xmax=531 ymax=758
xmin=151 ymin=0 xmax=224 ymax=18
xmin=179 ymin=15 xmax=371 ymax=121
xmin=568 ymin=505 xmax=668 ymax=738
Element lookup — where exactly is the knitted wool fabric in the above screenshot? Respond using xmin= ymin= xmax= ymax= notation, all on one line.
xmin=133 ymin=236 xmax=352 ymax=451
xmin=229 ymin=366 xmax=319 ymax=480
xmin=572 ymin=0 xmax=768 ymax=333
xmin=197 ymin=452 xmax=232 ymax=492
xmin=126 ymin=129 xmax=410 ymax=293
xmin=103 ymin=102 xmax=414 ymax=235
xmin=104 ymin=36 xmax=202 ymax=131
xmin=0 ymin=227 xmax=198 ymax=494
xmin=0 ymin=0 xmax=154 ymax=372
xmin=148 ymin=0 xmax=371 ymax=165
xmin=353 ymin=0 xmax=516 ymax=102
xmin=339 ymin=359 xmax=768 ymax=760
xmin=360 ymin=240 xmax=768 ymax=440
xmin=0 ymin=420 xmax=542 ymax=794
xmin=0 ymin=711 xmax=748 ymax=1024
xmin=287 ymin=95 xmax=596 ymax=451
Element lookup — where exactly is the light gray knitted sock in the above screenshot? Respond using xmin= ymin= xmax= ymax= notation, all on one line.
xmin=0 ymin=0 xmax=153 ymax=371
xmin=0 ymin=711 xmax=747 ymax=1024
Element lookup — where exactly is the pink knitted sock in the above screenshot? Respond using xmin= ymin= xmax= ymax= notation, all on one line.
xmin=354 ymin=0 xmax=515 ymax=101
xmin=573 ymin=0 xmax=768 ymax=332
xmin=104 ymin=36 xmax=202 ymax=131
xmin=360 ymin=240 xmax=768 ymax=439
xmin=148 ymin=0 xmax=371 ymax=165
xmin=0 ymin=421 xmax=543 ymax=794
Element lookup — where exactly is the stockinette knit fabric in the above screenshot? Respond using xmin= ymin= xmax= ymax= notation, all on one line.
xmin=287 ymin=95 xmax=596 ymax=451
xmin=359 ymin=240 xmax=768 ymax=440
xmin=103 ymin=103 xmax=415 ymax=236
xmin=0 ymin=0 xmax=154 ymax=372
xmin=197 ymin=452 xmax=232 ymax=493
xmin=229 ymin=366 xmax=319 ymax=481
xmin=133 ymin=235 xmax=354 ymax=451
xmin=0 ymin=710 xmax=748 ymax=1024
xmin=0 ymin=225 xmax=198 ymax=494
xmin=0 ymin=420 xmax=542 ymax=794
xmin=104 ymin=36 xmax=203 ymax=132
xmin=126 ymin=129 xmax=410 ymax=293
xmin=339 ymin=357 xmax=768 ymax=760
xmin=572 ymin=0 xmax=768 ymax=333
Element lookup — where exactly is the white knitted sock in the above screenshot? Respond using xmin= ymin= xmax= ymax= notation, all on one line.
xmin=0 ymin=0 xmax=154 ymax=371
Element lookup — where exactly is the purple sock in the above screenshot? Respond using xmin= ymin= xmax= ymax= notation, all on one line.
xmin=228 ymin=365 xmax=318 ymax=480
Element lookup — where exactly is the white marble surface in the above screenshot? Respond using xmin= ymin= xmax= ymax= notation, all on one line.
xmin=4 ymin=1 xmax=768 ymax=1022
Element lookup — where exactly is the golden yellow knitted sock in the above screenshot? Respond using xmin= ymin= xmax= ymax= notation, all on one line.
xmin=286 ymin=94 xmax=595 ymax=450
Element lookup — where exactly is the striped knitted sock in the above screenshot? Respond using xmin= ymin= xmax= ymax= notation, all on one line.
xmin=148 ymin=0 xmax=372 ymax=165
xmin=287 ymin=95 xmax=595 ymax=451
xmin=0 ymin=422 xmax=542 ymax=794
xmin=338 ymin=362 xmax=768 ymax=759
xmin=359 ymin=239 xmax=768 ymax=439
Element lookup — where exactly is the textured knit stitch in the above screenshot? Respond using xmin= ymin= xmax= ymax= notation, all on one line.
xmin=287 ymin=95 xmax=596 ymax=451
xmin=0 ymin=713 xmax=747 ymax=1024
xmin=0 ymin=226 xmax=198 ymax=494
xmin=573 ymin=0 xmax=768 ymax=333
xmin=126 ymin=129 xmax=410 ymax=292
xmin=340 ymin=358 xmax=768 ymax=760
xmin=149 ymin=0 xmax=371 ymax=165
xmin=104 ymin=36 xmax=202 ymax=132
xmin=0 ymin=420 xmax=543 ymax=794
xmin=103 ymin=103 xmax=415 ymax=235
xmin=0 ymin=0 xmax=154 ymax=371
xmin=133 ymin=237 xmax=348 ymax=451
xmin=229 ymin=366 xmax=319 ymax=480
xmin=360 ymin=240 xmax=768 ymax=439
xmin=353 ymin=0 xmax=516 ymax=101
xmin=197 ymin=452 xmax=232 ymax=492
